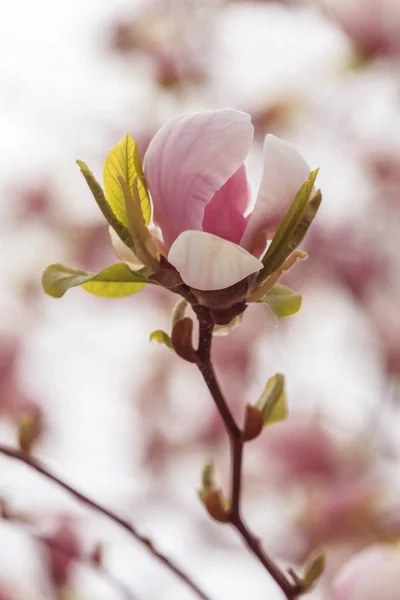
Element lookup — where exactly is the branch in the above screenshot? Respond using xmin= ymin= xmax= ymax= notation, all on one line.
xmin=0 ymin=445 xmax=213 ymax=600
xmin=195 ymin=315 xmax=301 ymax=600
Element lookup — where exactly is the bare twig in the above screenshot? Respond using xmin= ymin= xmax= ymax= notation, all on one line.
xmin=0 ymin=445 xmax=213 ymax=600
xmin=195 ymin=314 xmax=301 ymax=600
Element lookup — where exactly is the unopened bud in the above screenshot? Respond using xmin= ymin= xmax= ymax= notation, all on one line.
xmin=171 ymin=318 xmax=196 ymax=363
xmin=243 ymin=404 xmax=264 ymax=442
xmin=202 ymin=489 xmax=230 ymax=523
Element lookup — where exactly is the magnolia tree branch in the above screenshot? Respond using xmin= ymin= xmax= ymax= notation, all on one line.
xmin=195 ymin=315 xmax=301 ymax=600
xmin=0 ymin=445 xmax=213 ymax=600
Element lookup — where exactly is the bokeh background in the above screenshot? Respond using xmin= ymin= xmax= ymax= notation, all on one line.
xmin=1 ymin=0 xmax=400 ymax=598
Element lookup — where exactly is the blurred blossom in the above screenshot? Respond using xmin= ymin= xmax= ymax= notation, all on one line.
xmin=332 ymin=544 xmax=400 ymax=600
xmin=0 ymin=585 xmax=11 ymax=600
xmin=12 ymin=184 xmax=52 ymax=222
xmin=320 ymin=0 xmax=400 ymax=58
xmin=262 ymin=417 xmax=341 ymax=483
xmin=263 ymin=417 xmax=400 ymax=565
xmin=112 ymin=3 xmax=209 ymax=90
xmin=45 ymin=517 xmax=80 ymax=590
xmin=306 ymin=226 xmax=386 ymax=300
xmin=71 ymin=222 xmax=112 ymax=272
xmin=367 ymin=150 xmax=400 ymax=211
xmin=367 ymin=290 xmax=400 ymax=376
xmin=250 ymin=98 xmax=305 ymax=140
xmin=0 ymin=338 xmax=43 ymax=429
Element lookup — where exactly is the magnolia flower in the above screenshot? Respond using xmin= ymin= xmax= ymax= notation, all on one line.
xmin=111 ymin=109 xmax=311 ymax=292
xmin=332 ymin=544 xmax=400 ymax=600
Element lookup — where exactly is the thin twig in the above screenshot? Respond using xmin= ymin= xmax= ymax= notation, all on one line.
xmin=195 ymin=315 xmax=301 ymax=600
xmin=0 ymin=445 xmax=213 ymax=600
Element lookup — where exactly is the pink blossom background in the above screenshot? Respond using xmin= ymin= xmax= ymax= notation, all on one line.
xmin=1 ymin=0 xmax=400 ymax=599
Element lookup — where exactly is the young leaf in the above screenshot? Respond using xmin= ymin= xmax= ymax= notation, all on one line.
xmin=256 ymin=373 xmax=288 ymax=426
xmin=149 ymin=330 xmax=172 ymax=348
xmin=18 ymin=411 xmax=41 ymax=456
xmin=42 ymin=263 xmax=146 ymax=299
xmin=118 ymin=175 xmax=159 ymax=271
xmin=301 ymin=551 xmax=325 ymax=591
xmin=258 ymin=283 xmax=302 ymax=320
xmin=103 ymin=132 xmax=151 ymax=229
xmin=259 ymin=171 xmax=321 ymax=280
xmin=201 ymin=460 xmax=216 ymax=495
xmin=76 ymin=160 xmax=134 ymax=250
xmin=198 ymin=461 xmax=230 ymax=523
xmin=249 ymin=249 xmax=307 ymax=303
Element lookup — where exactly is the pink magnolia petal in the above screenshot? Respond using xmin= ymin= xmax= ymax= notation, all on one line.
xmin=109 ymin=227 xmax=144 ymax=270
xmin=240 ymin=135 xmax=311 ymax=255
xmin=202 ymin=164 xmax=250 ymax=244
xmin=332 ymin=546 xmax=400 ymax=600
xmin=143 ymin=109 xmax=254 ymax=248
xmin=168 ymin=230 xmax=262 ymax=291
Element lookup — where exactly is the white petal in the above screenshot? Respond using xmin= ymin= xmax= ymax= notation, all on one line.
xmin=109 ymin=227 xmax=143 ymax=270
xmin=168 ymin=230 xmax=262 ymax=291
xmin=241 ymin=135 xmax=311 ymax=253
xmin=213 ymin=314 xmax=243 ymax=336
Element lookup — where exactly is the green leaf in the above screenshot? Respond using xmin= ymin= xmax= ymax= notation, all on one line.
xmin=259 ymin=171 xmax=321 ymax=280
xmin=201 ymin=460 xmax=216 ymax=495
xmin=258 ymin=283 xmax=302 ymax=320
xmin=42 ymin=263 xmax=146 ymax=298
xmin=76 ymin=160 xmax=135 ymax=250
xmin=149 ymin=330 xmax=172 ymax=348
xmin=301 ymin=551 xmax=325 ymax=591
xmin=118 ymin=175 xmax=159 ymax=271
xmin=103 ymin=132 xmax=151 ymax=229
xmin=256 ymin=373 xmax=288 ymax=426
xmin=266 ymin=170 xmax=319 ymax=257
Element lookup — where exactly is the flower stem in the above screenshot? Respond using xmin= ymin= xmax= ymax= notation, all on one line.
xmin=195 ymin=315 xmax=301 ymax=600
xmin=0 ymin=445 xmax=213 ymax=600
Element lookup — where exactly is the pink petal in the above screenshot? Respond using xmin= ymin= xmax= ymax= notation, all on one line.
xmin=332 ymin=546 xmax=400 ymax=600
xmin=240 ymin=135 xmax=311 ymax=255
xmin=143 ymin=109 xmax=254 ymax=249
xmin=168 ymin=230 xmax=262 ymax=291
xmin=202 ymin=164 xmax=250 ymax=244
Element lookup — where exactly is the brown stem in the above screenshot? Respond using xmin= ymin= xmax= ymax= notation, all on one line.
xmin=195 ymin=315 xmax=300 ymax=600
xmin=0 ymin=445 xmax=213 ymax=600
